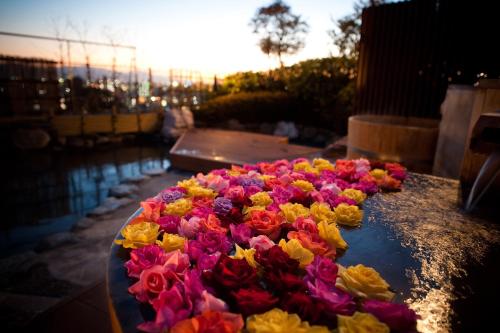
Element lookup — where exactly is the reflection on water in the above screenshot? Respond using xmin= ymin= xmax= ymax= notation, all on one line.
xmin=0 ymin=145 xmax=170 ymax=256
xmin=351 ymin=174 xmax=500 ymax=333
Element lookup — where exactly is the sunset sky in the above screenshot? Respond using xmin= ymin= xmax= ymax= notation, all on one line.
xmin=0 ymin=0 xmax=355 ymax=77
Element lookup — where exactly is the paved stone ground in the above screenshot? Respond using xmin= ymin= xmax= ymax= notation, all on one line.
xmin=1 ymin=169 xmax=192 ymax=331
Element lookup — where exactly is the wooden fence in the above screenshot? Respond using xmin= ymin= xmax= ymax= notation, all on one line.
xmin=356 ymin=0 xmax=499 ymax=118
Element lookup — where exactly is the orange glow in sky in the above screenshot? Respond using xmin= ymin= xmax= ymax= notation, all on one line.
xmin=0 ymin=0 xmax=355 ymax=78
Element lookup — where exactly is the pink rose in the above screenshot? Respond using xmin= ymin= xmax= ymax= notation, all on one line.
xmin=292 ymin=217 xmax=319 ymax=234
xmin=248 ymin=235 xmax=275 ymax=251
xmin=178 ymin=217 xmax=201 ymax=239
xmin=194 ymin=290 xmax=228 ymax=314
xmin=125 ymin=245 xmax=167 ymax=279
xmin=128 ymin=265 xmax=167 ymax=303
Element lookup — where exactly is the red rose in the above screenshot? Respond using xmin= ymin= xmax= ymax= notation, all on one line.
xmin=231 ymin=287 xmax=278 ymax=317
xmin=210 ymin=254 xmax=258 ymax=289
xmin=244 ymin=210 xmax=284 ymax=240
xmin=255 ymin=245 xmax=299 ymax=273
xmin=281 ymin=292 xmax=323 ymax=324
xmin=264 ymin=270 xmax=307 ymax=294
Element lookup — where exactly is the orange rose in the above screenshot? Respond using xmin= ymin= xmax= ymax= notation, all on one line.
xmin=287 ymin=230 xmax=336 ymax=258
xmin=200 ymin=214 xmax=227 ymax=234
xmin=170 ymin=310 xmax=244 ymax=333
xmin=245 ymin=210 xmax=284 ymax=240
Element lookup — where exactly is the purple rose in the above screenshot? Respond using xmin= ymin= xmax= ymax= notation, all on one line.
xmin=307 ymin=280 xmax=356 ymax=316
xmin=305 ymin=256 xmax=338 ymax=286
xmin=270 ymin=185 xmax=293 ymax=205
xmin=238 ymin=176 xmax=264 ymax=188
xmin=157 ymin=215 xmax=181 ymax=233
xmin=213 ymin=197 xmax=233 ymax=216
xmin=362 ymin=299 xmax=419 ymax=332
xmin=328 ymin=195 xmax=357 ymax=208
xmin=138 ymin=283 xmax=193 ymax=331
xmin=196 ymin=252 xmax=221 ymax=270
xmin=187 ymin=232 xmax=232 ymax=260
xmin=161 ymin=189 xmax=185 ymax=203
xmin=178 ymin=217 xmax=201 ymax=239
xmin=125 ymin=245 xmax=167 ymax=279
xmin=352 ymin=181 xmax=379 ymax=195
xmin=229 ymin=223 xmax=253 ymax=245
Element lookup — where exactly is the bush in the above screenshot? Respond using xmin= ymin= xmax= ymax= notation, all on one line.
xmin=194 ymin=91 xmax=300 ymax=125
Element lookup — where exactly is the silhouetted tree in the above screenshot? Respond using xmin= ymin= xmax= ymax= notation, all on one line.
xmin=250 ymin=1 xmax=308 ymax=67
xmin=329 ymin=0 xmax=384 ymax=59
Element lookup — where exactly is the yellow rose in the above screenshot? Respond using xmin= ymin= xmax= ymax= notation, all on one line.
xmin=114 ymin=222 xmax=159 ymax=249
xmin=317 ymin=220 xmax=348 ymax=250
xmin=186 ymin=185 xmax=216 ymax=198
xmin=313 ymin=158 xmax=335 ymax=172
xmin=258 ymin=174 xmax=276 ymax=182
xmin=164 ymin=198 xmax=192 ymax=216
xmin=278 ymin=239 xmax=314 ymax=268
xmin=246 ymin=308 xmax=330 ymax=333
xmin=336 ymin=264 xmax=395 ymax=301
xmin=334 ymin=203 xmax=363 ymax=227
xmin=310 ymin=202 xmax=336 ymax=224
xmin=293 ymin=161 xmax=320 ymax=175
xmin=242 ymin=205 xmax=266 ymax=218
xmin=337 ymin=312 xmax=389 ymax=333
xmin=231 ymin=244 xmax=259 ymax=269
xmin=156 ymin=233 xmax=186 ymax=252
xmin=291 ymin=180 xmax=315 ymax=192
xmin=370 ymin=169 xmax=387 ymax=180
xmin=177 ymin=178 xmax=199 ymax=189
xmin=279 ymin=203 xmax=310 ymax=223
xmin=340 ymin=189 xmax=367 ymax=204
xmin=250 ymin=192 xmax=273 ymax=207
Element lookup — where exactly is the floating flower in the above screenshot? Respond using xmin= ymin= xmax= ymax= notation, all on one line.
xmin=125 ymin=244 xmax=167 ymax=279
xmin=211 ymin=254 xmax=258 ymax=289
xmin=293 ymin=161 xmax=320 ymax=176
xmin=317 ymin=220 xmax=348 ymax=250
xmin=313 ymin=158 xmax=335 ymax=172
xmin=307 ymin=279 xmax=356 ymax=316
xmin=229 ymin=223 xmax=253 ymax=245
xmin=194 ymin=290 xmax=228 ymax=314
xmin=165 ymin=198 xmax=193 ymax=216
xmin=337 ymin=311 xmax=389 ymax=333
xmin=231 ymin=287 xmax=278 ymax=317
xmin=170 ymin=310 xmax=244 ymax=333
xmin=336 ymin=264 xmax=395 ymax=301
xmin=361 ymin=299 xmax=419 ymax=332
xmin=305 ymin=255 xmax=338 ymax=286
xmin=255 ymin=245 xmax=299 ymax=273
xmin=245 ymin=210 xmax=284 ymax=240
xmin=334 ymin=203 xmax=363 ymax=227
xmin=279 ymin=203 xmax=310 ymax=223
xmin=246 ymin=308 xmax=329 ymax=333
xmin=310 ymin=202 xmax=336 ymax=224
xmin=178 ymin=217 xmax=202 ymax=239
xmin=370 ymin=168 xmax=387 ymax=180
xmin=287 ymin=230 xmax=335 ymax=258
xmin=156 ymin=233 xmax=186 ymax=253
xmin=292 ymin=217 xmax=319 ymax=234
xmin=157 ymin=214 xmax=181 ymax=233
xmin=291 ymin=180 xmax=315 ymax=192
xmin=242 ymin=205 xmax=266 ymax=218
xmin=278 ymin=239 xmax=314 ymax=268
xmin=231 ymin=244 xmax=259 ymax=269
xmin=340 ymin=188 xmax=367 ymax=204
xmin=248 ymin=235 xmax=275 ymax=252
xmin=115 ymin=222 xmax=159 ymax=249
xmin=213 ymin=197 xmax=233 ymax=216
xmin=249 ymin=191 xmax=273 ymax=207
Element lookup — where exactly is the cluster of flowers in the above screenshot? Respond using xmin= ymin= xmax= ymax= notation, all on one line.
xmin=115 ymin=158 xmax=418 ymax=333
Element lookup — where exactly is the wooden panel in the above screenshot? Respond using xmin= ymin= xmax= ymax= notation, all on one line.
xmin=83 ymin=114 xmax=113 ymax=134
xmin=347 ymin=115 xmax=439 ymax=173
xmin=52 ymin=115 xmax=82 ymax=137
xmin=432 ymin=85 xmax=476 ymax=178
xmin=139 ymin=113 xmax=161 ymax=133
xmin=115 ymin=114 xmax=139 ymax=134
xmin=169 ymin=129 xmax=319 ymax=173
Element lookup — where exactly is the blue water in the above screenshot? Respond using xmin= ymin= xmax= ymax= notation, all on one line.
xmin=0 ymin=144 xmax=170 ymax=256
